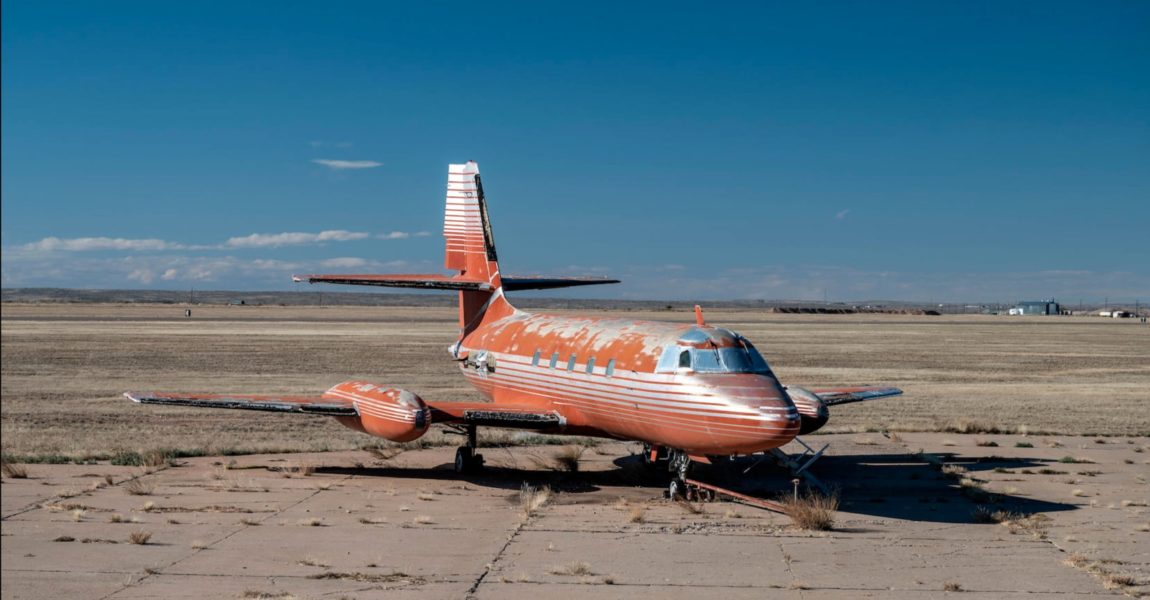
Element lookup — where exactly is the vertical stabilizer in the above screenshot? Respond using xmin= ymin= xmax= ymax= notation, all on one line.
xmin=444 ymin=161 xmax=507 ymax=331
xmin=445 ymin=161 xmax=501 ymax=288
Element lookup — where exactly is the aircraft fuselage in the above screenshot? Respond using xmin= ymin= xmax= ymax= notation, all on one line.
xmin=455 ymin=300 xmax=801 ymax=455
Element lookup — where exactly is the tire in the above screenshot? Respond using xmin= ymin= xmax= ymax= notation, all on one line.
xmin=668 ymin=479 xmax=681 ymax=500
xmin=454 ymin=447 xmax=473 ymax=474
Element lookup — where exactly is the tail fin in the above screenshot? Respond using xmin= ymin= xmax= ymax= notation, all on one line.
xmin=293 ymin=160 xmax=619 ymax=332
xmin=445 ymin=161 xmax=506 ymax=331
xmin=445 ymin=161 xmax=502 ymax=289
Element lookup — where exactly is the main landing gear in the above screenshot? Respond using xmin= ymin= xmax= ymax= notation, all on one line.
xmin=453 ymin=425 xmax=485 ymax=475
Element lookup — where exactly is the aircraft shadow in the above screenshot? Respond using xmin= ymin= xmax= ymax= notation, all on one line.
xmin=316 ymin=450 xmax=1078 ymax=524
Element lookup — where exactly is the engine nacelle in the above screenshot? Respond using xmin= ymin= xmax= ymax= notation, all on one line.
xmin=324 ymin=381 xmax=431 ymax=443
xmin=785 ymin=386 xmax=830 ymax=435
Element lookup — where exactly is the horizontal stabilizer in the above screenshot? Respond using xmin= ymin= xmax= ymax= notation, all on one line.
xmin=809 ymin=387 xmax=903 ymax=407
xmin=294 ymin=273 xmax=617 ymax=292
xmin=124 ymin=392 xmax=358 ymax=416
xmin=293 ymin=273 xmax=494 ymax=291
xmin=502 ymin=277 xmax=621 ymax=291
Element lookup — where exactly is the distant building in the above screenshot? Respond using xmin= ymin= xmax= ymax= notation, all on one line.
xmin=1012 ymin=299 xmax=1061 ymax=316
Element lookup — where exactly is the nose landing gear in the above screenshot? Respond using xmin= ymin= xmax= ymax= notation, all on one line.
xmin=666 ymin=449 xmax=692 ymax=500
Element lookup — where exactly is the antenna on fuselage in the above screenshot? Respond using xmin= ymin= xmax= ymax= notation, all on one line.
xmin=694 ymin=304 xmax=706 ymax=327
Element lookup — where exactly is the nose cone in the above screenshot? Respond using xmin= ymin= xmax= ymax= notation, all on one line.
xmin=695 ymin=373 xmax=800 ymax=452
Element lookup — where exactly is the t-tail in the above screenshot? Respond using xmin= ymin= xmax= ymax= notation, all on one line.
xmin=294 ymin=161 xmax=619 ymax=335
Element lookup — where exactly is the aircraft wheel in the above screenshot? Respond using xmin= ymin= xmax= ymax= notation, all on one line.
xmin=454 ymin=447 xmax=473 ymax=474
xmin=668 ymin=479 xmax=682 ymax=500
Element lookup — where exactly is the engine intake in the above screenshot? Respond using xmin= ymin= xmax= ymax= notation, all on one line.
xmin=785 ymin=386 xmax=830 ymax=435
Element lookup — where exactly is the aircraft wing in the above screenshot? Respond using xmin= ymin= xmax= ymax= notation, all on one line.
xmin=126 ymin=392 xmax=565 ymax=429
xmin=124 ymin=392 xmax=358 ymax=416
xmin=807 ymin=386 xmax=903 ymax=407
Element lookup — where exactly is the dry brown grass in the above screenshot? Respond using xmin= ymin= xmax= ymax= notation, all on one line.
xmin=549 ymin=561 xmax=593 ymax=576
xmin=276 ymin=462 xmax=314 ymax=478
xmin=4 ymin=306 xmax=1146 ymax=461
xmin=627 ymin=504 xmax=647 ymax=523
xmin=781 ymin=492 xmax=839 ymax=530
xmin=124 ymin=477 xmax=156 ymax=496
xmin=674 ymin=500 xmax=706 ymax=515
xmin=943 ymin=581 xmax=962 ymax=592
xmin=364 ymin=445 xmax=406 ymax=462
xmin=1 ymin=457 xmax=29 ymax=479
xmin=553 ymin=445 xmax=586 ymax=472
xmin=128 ymin=530 xmax=152 ymax=545
xmin=307 ymin=571 xmax=425 ymax=584
xmin=519 ymin=483 xmax=552 ymax=520
xmin=239 ymin=591 xmax=295 ymax=600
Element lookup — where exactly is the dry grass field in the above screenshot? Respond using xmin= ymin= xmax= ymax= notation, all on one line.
xmin=2 ymin=302 xmax=1148 ymax=461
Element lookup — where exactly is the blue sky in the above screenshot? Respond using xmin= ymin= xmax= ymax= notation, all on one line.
xmin=3 ymin=1 xmax=1147 ymax=303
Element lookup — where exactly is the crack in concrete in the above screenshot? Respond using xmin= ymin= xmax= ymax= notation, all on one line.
xmin=3 ymin=468 xmax=163 ymax=521
xmin=465 ymin=519 xmax=525 ymax=599
xmin=96 ymin=470 xmax=354 ymax=600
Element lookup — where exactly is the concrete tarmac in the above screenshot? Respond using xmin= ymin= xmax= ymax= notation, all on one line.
xmin=3 ymin=434 xmax=1147 ymax=599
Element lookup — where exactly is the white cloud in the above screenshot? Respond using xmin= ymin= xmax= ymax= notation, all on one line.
xmin=161 ymin=268 xmax=179 ymax=280
xmin=11 ymin=228 xmax=420 ymax=256
xmin=320 ymin=257 xmax=368 ymax=268
xmin=127 ymin=268 xmax=155 ymax=284
xmin=311 ymin=159 xmax=382 ymax=170
xmin=836 ymin=209 xmax=851 ymax=220
xmin=23 ymin=237 xmax=184 ymax=252
xmin=225 ymin=230 xmax=370 ymax=248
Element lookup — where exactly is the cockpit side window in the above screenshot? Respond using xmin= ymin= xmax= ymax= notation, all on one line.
xmin=693 ymin=347 xmax=722 ymax=371
xmin=678 ymin=349 xmax=692 ymax=369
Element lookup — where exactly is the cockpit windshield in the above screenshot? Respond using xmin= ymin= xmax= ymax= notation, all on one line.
xmin=655 ymin=338 xmax=774 ymax=375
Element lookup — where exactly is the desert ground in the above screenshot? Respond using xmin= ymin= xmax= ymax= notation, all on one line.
xmin=2 ymin=303 xmax=1149 ymax=598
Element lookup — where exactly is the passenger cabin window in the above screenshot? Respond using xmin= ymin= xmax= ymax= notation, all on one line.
xmin=567 ymin=354 xmax=577 ymax=371
xmin=585 ymin=356 xmax=596 ymax=374
xmin=549 ymin=352 xmax=559 ymax=369
xmin=532 ymin=349 xmax=541 ymax=367
xmin=678 ymin=349 xmax=692 ymax=369
xmin=605 ymin=359 xmax=616 ymax=377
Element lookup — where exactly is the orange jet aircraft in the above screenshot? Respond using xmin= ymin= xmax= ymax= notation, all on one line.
xmin=127 ymin=161 xmax=901 ymax=496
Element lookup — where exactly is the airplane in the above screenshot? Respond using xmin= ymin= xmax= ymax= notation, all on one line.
xmin=127 ymin=161 xmax=901 ymax=497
